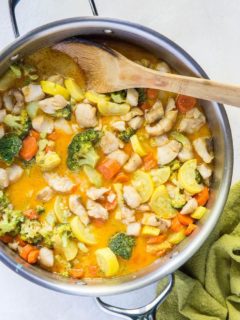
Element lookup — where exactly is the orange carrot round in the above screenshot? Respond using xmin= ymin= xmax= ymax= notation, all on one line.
xmin=69 ymin=268 xmax=84 ymax=279
xmin=19 ymin=244 xmax=35 ymax=261
xmin=195 ymin=187 xmax=209 ymax=206
xmin=185 ymin=224 xmax=197 ymax=236
xmin=20 ymin=136 xmax=38 ymax=161
xmin=176 ymin=95 xmax=196 ymax=113
xmin=27 ymin=249 xmax=40 ymax=264
xmin=97 ymin=158 xmax=121 ymax=180
xmin=114 ymin=172 xmax=129 ymax=183
xmin=47 ymin=131 xmax=58 ymax=141
xmin=140 ymin=102 xmax=151 ymax=110
xmin=30 ymin=130 xmax=40 ymax=140
xmin=147 ymin=88 xmax=159 ymax=100
xmin=170 ymin=216 xmax=183 ymax=232
xmin=143 ymin=153 xmax=157 ymax=171
xmin=177 ymin=214 xmax=194 ymax=226
xmin=147 ymin=234 xmax=167 ymax=244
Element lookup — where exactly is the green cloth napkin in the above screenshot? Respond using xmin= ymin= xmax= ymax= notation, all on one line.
xmin=157 ymin=182 xmax=240 ymax=320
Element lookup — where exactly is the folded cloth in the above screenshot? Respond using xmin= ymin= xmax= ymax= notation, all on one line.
xmin=157 ymin=182 xmax=240 ymax=320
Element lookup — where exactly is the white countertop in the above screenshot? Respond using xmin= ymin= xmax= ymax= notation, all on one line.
xmin=0 ymin=0 xmax=240 ymax=319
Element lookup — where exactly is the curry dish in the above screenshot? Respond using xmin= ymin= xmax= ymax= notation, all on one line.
xmin=0 ymin=41 xmax=213 ymax=279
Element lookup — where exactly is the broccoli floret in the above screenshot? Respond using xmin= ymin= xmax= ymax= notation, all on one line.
xmin=53 ymin=105 xmax=72 ymax=120
xmin=67 ymin=129 xmax=101 ymax=171
xmin=118 ymin=128 xmax=136 ymax=143
xmin=195 ymin=169 xmax=203 ymax=184
xmin=137 ymin=88 xmax=146 ymax=104
xmin=0 ymin=133 xmax=22 ymax=165
xmin=54 ymin=223 xmax=73 ymax=247
xmin=0 ymin=208 xmax=25 ymax=237
xmin=109 ymin=232 xmax=136 ymax=260
xmin=0 ymin=191 xmax=10 ymax=213
xmin=20 ymin=219 xmax=43 ymax=244
xmin=3 ymin=110 xmax=31 ymax=139
xmin=111 ymin=90 xmax=126 ymax=103
xmin=39 ymin=226 xmax=54 ymax=248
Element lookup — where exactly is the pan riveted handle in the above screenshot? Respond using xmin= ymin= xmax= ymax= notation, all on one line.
xmin=95 ymin=274 xmax=174 ymax=320
xmin=8 ymin=0 xmax=99 ymax=38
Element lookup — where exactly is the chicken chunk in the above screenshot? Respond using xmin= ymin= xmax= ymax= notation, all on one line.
xmin=128 ymin=116 xmax=144 ymax=130
xmin=37 ymin=186 xmax=54 ymax=202
xmin=193 ymin=137 xmax=214 ymax=164
xmin=111 ymin=120 xmax=126 ymax=132
xmin=126 ymin=222 xmax=141 ymax=236
xmin=197 ymin=163 xmax=212 ymax=180
xmin=43 ymin=173 xmax=75 ymax=193
xmin=0 ymin=168 xmax=9 ymax=189
xmin=39 ymin=247 xmax=54 ymax=268
xmin=69 ymin=195 xmax=89 ymax=226
xmin=151 ymin=135 xmax=169 ymax=147
xmin=119 ymin=206 xmax=136 ymax=224
xmin=121 ymin=108 xmax=143 ymax=121
xmin=141 ymin=213 xmax=171 ymax=232
xmin=178 ymin=145 xmax=194 ymax=162
xmin=0 ymin=109 xmax=7 ymax=123
xmin=124 ymin=153 xmax=142 ymax=172
xmin=126 ymin=88 xmax=139 ymax=107
xmin=86 ymin=199 xmax=108 ymax=220
xmin=157 ymin=140 xmax=182 ymax=165
xmin=108 ymin=150 xmax=129 ymax=166
xmin=86 ymin=187 xmax=109 ymax=200
xmin=100 ymin=131 xmax=119 ymax=154
xmin=145 ymin=101 xmax=164 ymax=124
xmin=32 ymin=115 xmax=54 ymax=134
xmin=180 ymin=198 xmax=198 ymax=215
xmin=22 ymin=84 xmax=45 ymax=102
xmin=6 ymin=165 xmax=23 ymax=183
xmin=123 ymin=185 xmax=142 ymax=209
xmin=3 ymin=89 xmax=24 ymax=114
xmin=178 ymin=108 xmax=206 ymax=134
xmin=39 ymin=95 xmax=68 ymax=115
xmin=75 ymin=103 xmax=97 ymax=128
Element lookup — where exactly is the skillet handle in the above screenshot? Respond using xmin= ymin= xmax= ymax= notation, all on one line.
xmin=8 ymin=0 xmax=99 ymax=38
xmin=95 ymin=274 xmax=174 ymax=320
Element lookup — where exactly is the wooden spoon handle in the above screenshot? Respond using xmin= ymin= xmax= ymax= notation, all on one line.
xmin=120 ymin=61 xmax=240 ymax=106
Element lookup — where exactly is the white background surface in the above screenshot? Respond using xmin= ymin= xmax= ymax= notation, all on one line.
xmin=0 ymin=0 xmax=240 ymax=319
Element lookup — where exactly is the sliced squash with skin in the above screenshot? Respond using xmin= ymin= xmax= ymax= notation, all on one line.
xmin=95 ymin=247 xmax=119 ymax=277
xmin=54 ymin=196 xmax=69 ymax=223
xmin=178 ymin=159 xmax=203 ymax=195
xmin=70 ymin=216 xmax=96 ymax=245
xmin=150 ymin=185 xmax=177 ymax=219
xmin=168 ymin=230 xmax=186 ymax=244
xmin=130 ymin=135 xmax=147 ymax=157
xmin=97 ymin=101 xmax=130 ymax=116
xmin=132 ymin=170 xmax=154 ymax=203
xmin=53 ymin=235 xmax=78 ymax=261
xmin=150 ymin=167 xmax=171 ymax=186
xmin=40 ymin=80 xmax=69 ymax=99
xmin=64 ymin=78 xmax=84 ymax=101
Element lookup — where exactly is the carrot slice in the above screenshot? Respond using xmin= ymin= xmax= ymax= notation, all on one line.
xmin=27 ymin=249 xmax=40 ymax=264
xmin=177 ymin=214 xmax=194 ymax=226
xmin=195 ymin=187 xmax=209 ymax=206
xmin=170 ymin=216 xmax=183 ymax=232
xmin=47 ymin=131 xmax=58 ymax=141
xmin=147 ymin=234 xmax=167 ymax=244
xmin=147 ymin=89 xmax=159 ymax=100
xmin=185 ymin=223 xmax=197 ymax=236
xmin=97 ymin=158 xmax=121 ymax=180
xmin=69 ymin=268 xmax=84 ymax=279
xmin=143 ymin=153 xmax=157 ymax=171
xmin=114 ymin=172 xmax=129 ymax=183
xmin=176 ymin=95 xmax=197 ymax=113
xmin=19 ymin=244 xmax=35 ymax=261
xmin=30 ymin=130 xmax=40 ymax=140
xmin=88 ymin=265 xmax=99 ymax=277
xmin=15 ymin=235 xmax=27 ymax=247
xmin=140 ymin=102 xmax=151 ymax=110
xmin=0 ymin=235 xmax=14 ymax=244
xmin=19 ymin=136 xmax=38 ymax=161
xmin=23 ymin=209 xmax=38 ymax=220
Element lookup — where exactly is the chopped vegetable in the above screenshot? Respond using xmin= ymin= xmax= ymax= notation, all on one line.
xmin=137 ymin=88 xmax=146 ymax=104
xmin=54 ymin=196 xmax=70 ymax=223
xmin=185 ymin=223 xmax=197 ymax=236
xmin=111 ymin=90 xmax=126 ymax=103
xmin=3 ymin=110 xmax=31 ymax=139
xmin=191 ymin=206 xmax=207 ymax=219
xmin=114 ymin=172 xmax=129 ymax=183
xmin=26 ymin=101 xmax=39 ymax=119
xmin=150 ymin=167 xmax=171 ymax=186
xmin=64 ymin=78 xmax=84 ymax=101
xmin=195 ymin=187 xmax=209 ymax=206
xmin=0 ymin=133 xmax=22 ymax=164
xmin=168 ymin=230 xmax=186 ymax=244
xmin=53 ymin=105 xmax=72 ymax=120
xmin=69 ymin=268 xmax=84 ymax=279
xmin=132 ymin=170 xmax=154 ymax=202
xmin=178 ymin=159 xmax=204 ymax=194
xmin=97 ymin=101 xmax=130 ymax=116
xmin=36 ymin=151 xmax=61 ymax=171
xmin=176 ymin=95 xmax=196 ymax=113
xmin=170 ymin=216 xmax=184 ymax=233
xmin=70 ymin=216 xmax=96 ymax=245
xmin=150 ymin=185 xmax=177 ymax=218
xmin=142 ymin=226 xmax=160 ymax=236
xmin=177 ymin=213 xmax=194 ymax=226
xmin=95 ymin=247 xmax=119 ymax=277
xmin=20 ymin=135 xmax=38 ymax=161
xmin=147 ymin=234 xmax=167 ymax=244
xmin=118 ymin=128 xmax=136 ymax=143
xmin=97 ymin=158 xmax=121 ymax=180
xmin=147 ymin=89 xmax=158 ymax=100
xmin=108 ymin=232 xmax=135 ymax=260
xmin=0 ymin=208 xmax=24 ymax=236
xmin=40 ymin=80 xmax=70 ymax=100
xmin=20 ymin=219 xmax=43 ymax=244
xmin=130 ymin=134 xmax=147 ymax=156
xmin=143 ymin=153 xmax=157 ymax=171
xmin=83 ymin=165 xmax=102 ymax=187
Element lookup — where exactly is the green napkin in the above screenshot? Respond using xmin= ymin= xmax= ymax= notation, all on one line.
xmin=157 ymin=182 xmax=240 ymax=320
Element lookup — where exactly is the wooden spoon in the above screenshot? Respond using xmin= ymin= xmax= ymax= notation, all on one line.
xmin=53 ymin=39 xmax=240 ymax=106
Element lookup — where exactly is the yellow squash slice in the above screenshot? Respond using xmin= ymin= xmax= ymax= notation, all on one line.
xmin=130 ymin=135 xmax=147 ymax=157
xmin=150 ymin=167 xmax=171 ymax=186
xmin=70 ymin=216 xmax=96 ymax=245
xmin=132 ymin=170 xmax=154 ymax=203
xmin=178 ymin=159 xmax=203 ymax=194
xmin=150 ymin=185 xmax=177 ymax=218
xmin=64 ymin=78 xmax=84 ymax=101
xmin=54 ymin=235 xmax=78 ymax=261
xmin=40 ymin=80 xmax=69 ymax=99
xmin=54 ymin=196 xmax=69 ymax=223
xmin=95 ymin=247 xmax=119 ymax=277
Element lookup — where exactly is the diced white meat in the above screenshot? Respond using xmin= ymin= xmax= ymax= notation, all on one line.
xmin=100 ymin=131 xmax=119 ymax=154
xmin=121 ymin=108 xmax=143 ymax=121
xmin=108 ymin=150 xmax=129 ymax=166
xmin=141 ymin=213 xmax=171 ymax=232
xmin=126 ymin=88 xmax=139 ymax=107
xmin=47 ymin=74 xmax=64 ymax=86
xmin=22 ymin=84 xmax=45 ymax=102
xmin=8 ymin=241 xmax=19 ymax=251
xmin=128 ymin=116 xmax=144 ymax=130
xmin=86 ymin=187 xmax=109 ymax=201
xmin=75 ymin=103 xmax=97 ymax=128
xmin=37 ymin=186 xmax=54 ymax=202
xmin=0 ymin=168 xmax=9 ymax=189
xmin=197 ymin=163 xmax=212 ymax=180
xmin=124 ymin=153 xmax=142 ymax=172
xmin=0 ymin=109 xmax=7 ymax=123
xmin=145 ymin=101 xmax=164 ymax=124
xmin=3 ymin=89 xmax=24 ymax=114
xmin=152 ymin=134 xmax=169 ymax=147
xmin=126 ymin=222 xmax=141 ymax=236
xmin=111 ymin=121 xmax=126 ymax=132
xmin=107 ymin=192 xmax=116 ymax=203
xmin=155 ymin=61 xmax=171 ymax=73
xmin=0 ymin=125 xmax=4 ymax=139
xmin=193 ymin=137 xmax=214 ymax=164
xmin=178 ymin=146 xmax=194 ymax=162
xmin=32 ymin=115 xmax=54 ymax=134
xmin=54 ymin=118 xmax=73 ymax=134
xmin=69 ymin=195 xmax=89 ymax=226
xmin=136 ymin=204 xmax=151 ymax=212
xmin=180 ymin=198 xmax=198 ymax=215
xmin=44 ymin=173 xmax=75 ymax=193
xmin=39 ymin=95 xmax=68 ymax=115
xmin=178 ymin=108 xmax=206 ymax=134
xmin=39 ymin=248 xmax=54 ymax=268
xmin=165 ymin=97 xmax=176 ymax=112
xmin=123 ymin=185 xmax=142 ymax=209
xmin=119 ymin=206 xmax=136 ymax=224
xmin=86 ymin=199 xmax=108 ymax=220
xmin=157 ymin=140 xmax=182 ymax=165
xmin=6 ymin=165 xmax=23 ymax=183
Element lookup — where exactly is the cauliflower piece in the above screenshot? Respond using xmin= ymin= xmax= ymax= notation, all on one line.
xmin=145 ymin=101 xmax=164 ymax=124
xmin=39 ymin=247 xmax=54 ymax=268
xmin=100 ymin=131 xmax=119 ymax=154
xmin=180 ymin=198 xmax=198 ymax=215
xmin=123 ymin=186 xmax=142 ymax=209
xmin=69 ymin=195 xmax=89 ymax=226
xmin=124 ymin=153 xmax=142 ymax=172
xmin=108 ymin=150 xmax=129 ymax=166
xmin=75 ymin=103 xmax=98 ymax=128
xmin=126 ymin=89 xmax=139 ymax=107
xmin=44 ymin=173 xmax=75 ymax=193
xmin=86 ymin=199 xmax=108 ymax=220
xmin=197 ymin=163 xmax=212 ymax=180
xmin=22 ymin=84 xmax=45 ymax=102
xmin=193 ymin=137 xmax=214 ymax=164
xmin=86 ymin=187 xmax=109 ymax=201
xmin=36 ymin=151 xmax=61 ymax=171
xmin=111 ymin=121 xmax=126 ymax=132
xmin=0 ymin=168 xmax=9 ymax=189
xmin=6 ymin=164 xmax=23 ymax=183
xmin=37 ymin=186 xmax=54 ymax=202
xmin=126 ymin=222 xmax=141 ymax=236
xmin=157 ymin=140 xmax=182 ymax=165
xmin=32 ymin=115 xmax=54 ymax=134
xmin=38 ymin=95 xmax=68 ymax=114
xmin=178 ymin=108 xmax=206 ymax=134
